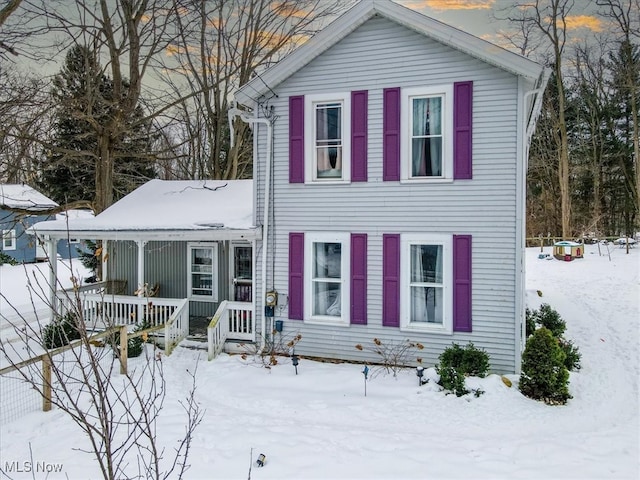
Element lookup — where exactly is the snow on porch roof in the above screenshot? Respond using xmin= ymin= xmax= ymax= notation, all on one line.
xmin=30 ymin=179 xmax=258 ymax=241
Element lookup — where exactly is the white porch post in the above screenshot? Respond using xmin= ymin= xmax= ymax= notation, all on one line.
xmin=136 ymin=240 xmax=147 ymax=323
xmin=47 ymin=236 xmax=58 ymax=315
xmin=101 ymin=239 xmax=108 ymax=282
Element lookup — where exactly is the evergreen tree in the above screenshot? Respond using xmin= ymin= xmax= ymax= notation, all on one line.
xmin=606 ymin=39 xmax=640 ymax=235
xmin=38 ymin=45 xmax=156 ymax=206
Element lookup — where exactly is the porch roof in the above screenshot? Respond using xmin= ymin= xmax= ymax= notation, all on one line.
xmin=30 ymin=179 xmax=260 ymax=242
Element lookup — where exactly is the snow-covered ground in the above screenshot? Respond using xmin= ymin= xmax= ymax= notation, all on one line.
xmin=0 ymin=245 xmax=638 ymax=479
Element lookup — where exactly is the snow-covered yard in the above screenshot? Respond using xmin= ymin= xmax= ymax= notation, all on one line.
xmin=0 ymin=245 xmax=638 ymax=479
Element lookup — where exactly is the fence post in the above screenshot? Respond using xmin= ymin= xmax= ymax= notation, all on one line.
xmin=42 ymin=356 xmax=52 ymax=412
xmin=119 ymin=325 xmax=128 ymax=375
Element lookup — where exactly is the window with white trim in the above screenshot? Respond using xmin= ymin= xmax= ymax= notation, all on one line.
xmin=400 ymin=234 xmax=452 ymax=333
xmin=304 ymin=232 xmax=350 ymax=324
xmin=305 ymin=92 xmax=351 ymax=183
xmin=187 ymin=243 xmax=218 ymax=301
xmin=2 ymin=229 xmax=16 ymax=251
xmin=401 ymin=85 xmax=453 ymax=181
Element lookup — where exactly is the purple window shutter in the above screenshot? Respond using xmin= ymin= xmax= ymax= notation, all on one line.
xmin=454 ymin=81 xmax=473 ymax=180
xmin=289 ymin=96 xmax=305 ymax=183
xmin=288 ymin=232 xmax=304 ymax=320
xmin=351 ymin=90 xmax=368 ymax=182
xmin=383 ymin=87 xmax=401 ymax=181
xmin=350 ymin=233 xmax=367 ymax=325
xmin=382 ymin=234 xmax=400 ymax=327
xmin=453 ymin=234 xmax=472 ymax=332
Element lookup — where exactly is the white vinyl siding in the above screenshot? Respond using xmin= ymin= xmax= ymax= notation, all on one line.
xmin=250 ymin=16 xmax=531 ymax=373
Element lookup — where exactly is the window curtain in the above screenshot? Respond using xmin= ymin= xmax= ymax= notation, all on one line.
xmin=412 ymin=98 xmax=442 ymax=176
xmin=316 ymin=106 xmax=342 ymax=176
xmin=410 ymin=245 xmax=443 ymax=324
xmin=313 ymin=242 xmax=341 ymax=316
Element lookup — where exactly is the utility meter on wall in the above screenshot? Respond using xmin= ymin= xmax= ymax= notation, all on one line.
xmin=265 ymin=290 xmax=278 ymax=307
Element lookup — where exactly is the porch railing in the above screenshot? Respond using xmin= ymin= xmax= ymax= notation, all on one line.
xmin=164 ymin=298 xmax=189 ymax=355
xmin=55 ymin=289 xmax=189 ymax=353
xmin=207 ymin=300 xmax=254 ymax=360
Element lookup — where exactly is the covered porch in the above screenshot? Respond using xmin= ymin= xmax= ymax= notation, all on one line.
xmin=30 ymin=180 xmax=261 ymax=354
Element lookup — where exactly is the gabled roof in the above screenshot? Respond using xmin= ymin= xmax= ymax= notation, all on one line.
xmin=235 ymin=0 xmax=545 ymax=106
xmin=30 ymin=179 xmax=259 ymax=241
xmin=0 ymin=184 xmax=58 ymax=212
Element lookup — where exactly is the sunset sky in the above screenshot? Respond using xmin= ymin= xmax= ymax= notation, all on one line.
xmin=396 ymin=0 xmax=606 ymax=50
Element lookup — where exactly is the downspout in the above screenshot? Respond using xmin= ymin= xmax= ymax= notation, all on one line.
xmin=229 ymin=103 xmax=273 ymax=352
xmin=515 ymin=69 xmax=549 ymax=373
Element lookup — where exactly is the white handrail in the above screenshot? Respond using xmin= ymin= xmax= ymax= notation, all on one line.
xmin=207 ymin=300 xmax=254 ymax=360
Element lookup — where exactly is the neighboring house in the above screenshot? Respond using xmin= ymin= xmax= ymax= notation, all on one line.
xmin=1 ymin=184 xmax=58 ymax=263
xmin=232 ymin=0 xmax=549 ymax=373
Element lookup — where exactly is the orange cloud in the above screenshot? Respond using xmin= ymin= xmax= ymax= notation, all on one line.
xmin=402 ymin=0 xmax=494 ymax=10
xmin=271 ymin=2 xmax=310 ymax=19
xmin=565 ymin=15 xmax=603 ymax=32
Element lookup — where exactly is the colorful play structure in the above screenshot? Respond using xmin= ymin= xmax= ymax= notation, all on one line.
xmin=552 ymin=241 xmax=584 ymax=261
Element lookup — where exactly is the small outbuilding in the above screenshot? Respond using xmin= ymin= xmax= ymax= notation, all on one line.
xmin=553 ymin=241 xmax=584 ymax=261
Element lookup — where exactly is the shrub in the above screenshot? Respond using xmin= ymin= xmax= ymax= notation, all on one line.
xmin=0 ymin=252 xmax=18 ymax=265
xmin=112 ymin=321 xmax=151 ymax=358
xmin=533 ymin=304 xmax=566 ymax=337
xmin=519 ymin=327 xmax=571 ymax=405
xmin=355 ymin=338 xmax=424 ymax=377
xmin=42 ymin=312 xmax=82 ymax=349
xmin=436 ymin=343 xmax=490 ymax=397
xmin=558 ymin=337 xmax=582 ymax=371
xmin=525 ymin=308 xmax=537 ymax=337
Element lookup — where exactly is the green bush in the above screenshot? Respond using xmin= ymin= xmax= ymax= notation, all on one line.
xmin=519 ymin=327 xmax=571 ymax=405
xmin=112 ymin=321 xmax=151 ymax=358
xmin=525 ymin=308 xmax=537 ymax=337
xmin=42 ymin=312 xmax=82 ymax=349
xmin=558 ymin=337 xmax=582 ymax=371
xmin=436 ymin=343 xmax=490 ymax=397
xmin=0 ymin=252 xmax=18 ymax=266
xmin=532 ymin=304 xmax=566 ymax=337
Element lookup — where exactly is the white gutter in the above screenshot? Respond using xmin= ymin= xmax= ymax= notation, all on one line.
xmin=229 ymin=103 xmax=273 ymax=352
xmin=515 ymin=70 xmax=549 ymax=373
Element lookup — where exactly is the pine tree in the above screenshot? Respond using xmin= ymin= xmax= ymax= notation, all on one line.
xmin=38 ymin=45 xmax=156 ymax=206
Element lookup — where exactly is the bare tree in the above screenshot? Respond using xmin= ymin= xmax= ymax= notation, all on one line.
xmin=0 ymin=68 xmax=51 ymax=184
xmin=4 ymin=0 xmax=182 ymax=214
xmin=162 ymin=0 xmax=349 ymax=180
xmin=0 ymin=261 xmax=203 ymax=479
xmin=503 ymin=0 xmax=575 ymax=238
xmin=0 ymin=0 xmax=22 ymax=57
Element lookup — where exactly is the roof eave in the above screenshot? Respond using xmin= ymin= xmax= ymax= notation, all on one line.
xmin=29 ymin=227 xmax=262 ymax=242
xmin=235 ymin=0 xmax=544 ymax=106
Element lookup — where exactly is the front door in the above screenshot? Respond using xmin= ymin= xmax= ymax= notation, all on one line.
xmin=231 ymin=244 xmax=252 ymax=302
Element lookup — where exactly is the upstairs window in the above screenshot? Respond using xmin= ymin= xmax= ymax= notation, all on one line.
xmin=305 ymin=93 xmax=351 ymax=183
xmin=401 ymin=85 xmax=453 ymax=182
